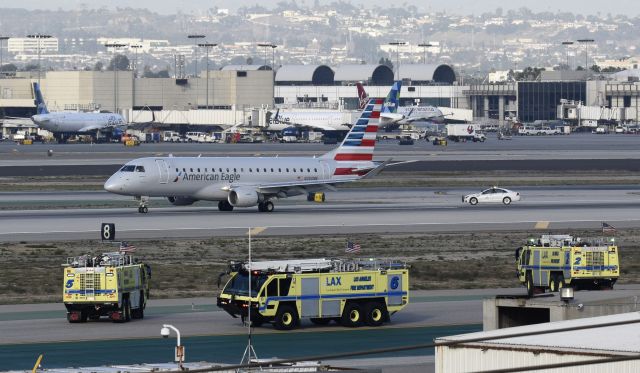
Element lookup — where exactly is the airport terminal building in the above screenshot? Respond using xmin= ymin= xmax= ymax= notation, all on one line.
xmin=2 ymin=63 xmax=640 ymax=133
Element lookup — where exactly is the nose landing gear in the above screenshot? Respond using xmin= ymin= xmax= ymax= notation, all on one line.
xmin=135 ymin=196 xmax=149 ymax=213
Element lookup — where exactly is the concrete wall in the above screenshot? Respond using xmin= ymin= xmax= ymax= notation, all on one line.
xmin=483 ymin=291 xmax=640 ymax=331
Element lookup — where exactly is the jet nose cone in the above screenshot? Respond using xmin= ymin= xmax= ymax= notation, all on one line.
xmin=104 ymin=176 xmax=124 ymax=194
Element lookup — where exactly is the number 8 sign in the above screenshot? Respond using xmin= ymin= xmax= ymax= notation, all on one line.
xmin=101 ymin=223 xmax=116 ymax=241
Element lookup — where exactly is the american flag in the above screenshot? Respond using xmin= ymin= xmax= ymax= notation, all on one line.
xmin=119 ymin=241 xmax=136 ymax=253
xmin=345 ymin=241 xmax=361 ymax=254
xmin=602 ymin=222 xmax=617 ymax=235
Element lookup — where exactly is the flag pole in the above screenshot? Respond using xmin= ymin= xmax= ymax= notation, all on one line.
xmin=240 ymin=227 xmax=258 ymax=364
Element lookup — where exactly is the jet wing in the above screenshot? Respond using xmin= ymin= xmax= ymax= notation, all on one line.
xmin=78 ymin=124 xmax=109 ymax=132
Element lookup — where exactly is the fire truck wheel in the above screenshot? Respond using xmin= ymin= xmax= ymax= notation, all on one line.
xmin=124 ymin=298 xmax=132 ymax=322
xmin=526 ymin=272 xmax=534 ymax=297
xmin=274 ymin=304 xmax=298 ymax=330
xmin=365 ymin=302 xmax=386 ymax=327
xmin=310 ymin=318 xmax=331 ymax=326
xmin=341 ymin=302 xmax=364 ymax=327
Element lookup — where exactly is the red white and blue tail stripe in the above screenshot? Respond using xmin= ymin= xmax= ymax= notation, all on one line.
xmin=322 ymin=97 xmax=384 ymax=176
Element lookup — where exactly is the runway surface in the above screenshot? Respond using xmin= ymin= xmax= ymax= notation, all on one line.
xmin=0 ymin=186 xmax=638 ymax=241
xmin=0 ymin=288 xmax=512 ymax=369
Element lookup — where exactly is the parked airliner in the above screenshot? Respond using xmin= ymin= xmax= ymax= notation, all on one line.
xmin=264 ymin=83 xmax=371 ymax=132
xmin=103 ymin=82 xmax=401 ymax=213
xmin=354 ymin=83 xmax=446 ymax=126
xmin=30 ymin=83 xmax=127 ymax=142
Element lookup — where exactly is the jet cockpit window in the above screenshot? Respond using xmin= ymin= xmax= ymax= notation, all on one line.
xmin=120 ymin=165 xmax=136 ymax=172
xmin=135 ymin=166 xmax=145 ymax=172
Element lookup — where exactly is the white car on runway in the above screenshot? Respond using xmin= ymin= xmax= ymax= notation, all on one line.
xmin=463 ymin=187 xmax=521 ymax=205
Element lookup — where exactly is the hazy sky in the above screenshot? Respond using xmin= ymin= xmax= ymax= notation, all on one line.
xmin=6 ymin=0 xmax=640 ymax=16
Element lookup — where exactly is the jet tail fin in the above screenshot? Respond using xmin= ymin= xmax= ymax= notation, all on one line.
xmin=381 ymin=80 xmax=401 ymax=114
xmin=356 ymin=82 xmax=369 ymax=110
xmin=32 ymin=82 xmax=49 ymax=114
xmin=321 ymin=81 xmax=401 ymax=177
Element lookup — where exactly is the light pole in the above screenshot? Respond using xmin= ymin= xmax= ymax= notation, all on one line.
xmin=561 ymin=41 xmax=574 ymax=70
xmin=27 ymin=34 xmax=52 ymax=86
xmin=418 ymin=43 xmax=432 ymax=64
xmin=0 ymin=36 xmax=9 ymax=77
xmin=130 ymin=44 xmax=142 ymax=77
xmin=389 ymin=41 xmax=406 ymax=80
xmin=240 ymin=227 xmax=258 ymax=365
xmin=187 ymin=34 xmax=205 ymax=77
xmin=198 ymin=42 xmax=217 ymax=109
xmin=577 ymin=39 xmax=595 ymax=71
xmin=271 ymin=44 xmax=277 ymax=71
xmin=161 ymin=324 xmax=185 ymax=369
xmin=104 ymin=43 xmax=127 ymax=113
xmin=257 ymin=43 xmax=275 ymax=68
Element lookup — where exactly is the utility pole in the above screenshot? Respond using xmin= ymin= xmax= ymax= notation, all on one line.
xmin=27 ymin=33 xmax=52 ymax=86
xmin=389 ymin=41 xmax=406 ymax=80
xmin=198 ymin=42 xmax=217 ymax=109
xmin=104 ymin=42 xmax=127 ymax=113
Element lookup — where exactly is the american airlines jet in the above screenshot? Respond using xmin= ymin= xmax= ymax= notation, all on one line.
xmin=104 ymin=82 xmax=401 ymax=213
xmin=30 ymin=83 xmax=127 ymax=142
xmin=357 ymin=83 xmax=446 ymax=126
xmin=264 ymin=83 xmax=371 ymax=132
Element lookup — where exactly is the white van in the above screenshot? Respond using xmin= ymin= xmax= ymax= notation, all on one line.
xmin=185 ymin=131 xmax=214 ymax=143
xmin=163 ymin=131 xmax=182 ymax=142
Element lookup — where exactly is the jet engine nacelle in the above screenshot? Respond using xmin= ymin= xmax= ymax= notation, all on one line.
xmin=167 ymin=196 xmax=198 ymax=206
xmin=228 ymin=187 xmax=260 ymax=207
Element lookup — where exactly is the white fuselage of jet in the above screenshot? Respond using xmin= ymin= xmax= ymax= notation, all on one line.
xmin=31 ymin=112 xmax=125 ymax=133
xmin=267 ymin=110 xmax=354 ymax=131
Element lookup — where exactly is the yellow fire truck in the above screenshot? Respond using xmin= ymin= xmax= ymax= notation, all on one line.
xmin=516 ymin=235 xmax=619 ymax=296
xmin=217 ymin=258 xmax=409 ymax=330
xmin=63 ymin=252 xmax=151 ymax=323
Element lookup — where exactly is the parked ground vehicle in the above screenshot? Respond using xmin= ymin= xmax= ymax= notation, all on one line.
xmin=163 ymin=131 xmax=183 ymax=142
xmin=63 ymin=251 xmax=151 ymax=323
xmin=516 ymin=235 xmax=619 ymax=296
xmin=185 ymin=131 xmax=214 ymax=143
xmin=121 ymin=134 xmax=141 ymax=146
xmin=217 ymin=258 xmax=409 ymax=330
xmin=518 ymin=126 xmax=560 ymax=135
xmin=463 ymin=187 xmax=520 ymax=205
xmin=446 ymin=124 xmax=486 ymax=142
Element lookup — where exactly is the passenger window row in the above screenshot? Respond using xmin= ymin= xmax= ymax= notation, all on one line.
xmin=175 ymin=167 xmax=319 ymax=173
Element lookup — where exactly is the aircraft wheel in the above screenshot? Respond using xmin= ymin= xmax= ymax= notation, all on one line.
xmin=264 ymin=201 xmax=274 ymax=212
xmin=138 ymin=206 xmax=148 ymax=213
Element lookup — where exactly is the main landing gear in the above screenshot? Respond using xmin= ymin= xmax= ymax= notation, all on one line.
xmin=258 ymin=201 xmax=274 ymax=213
xmin=218 ymin=200 xmax=234 ymax=212
xmin=135 ymin=196 xmax=149 ymax=213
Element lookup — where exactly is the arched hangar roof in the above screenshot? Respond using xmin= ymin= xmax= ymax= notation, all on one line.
xmin=333 ymin=64 xmax=394 ymax=85
xmin=275 ymin=65 xmax=334 ymax=85
xmin=399 ymin=64 xmax=456 ymax=84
